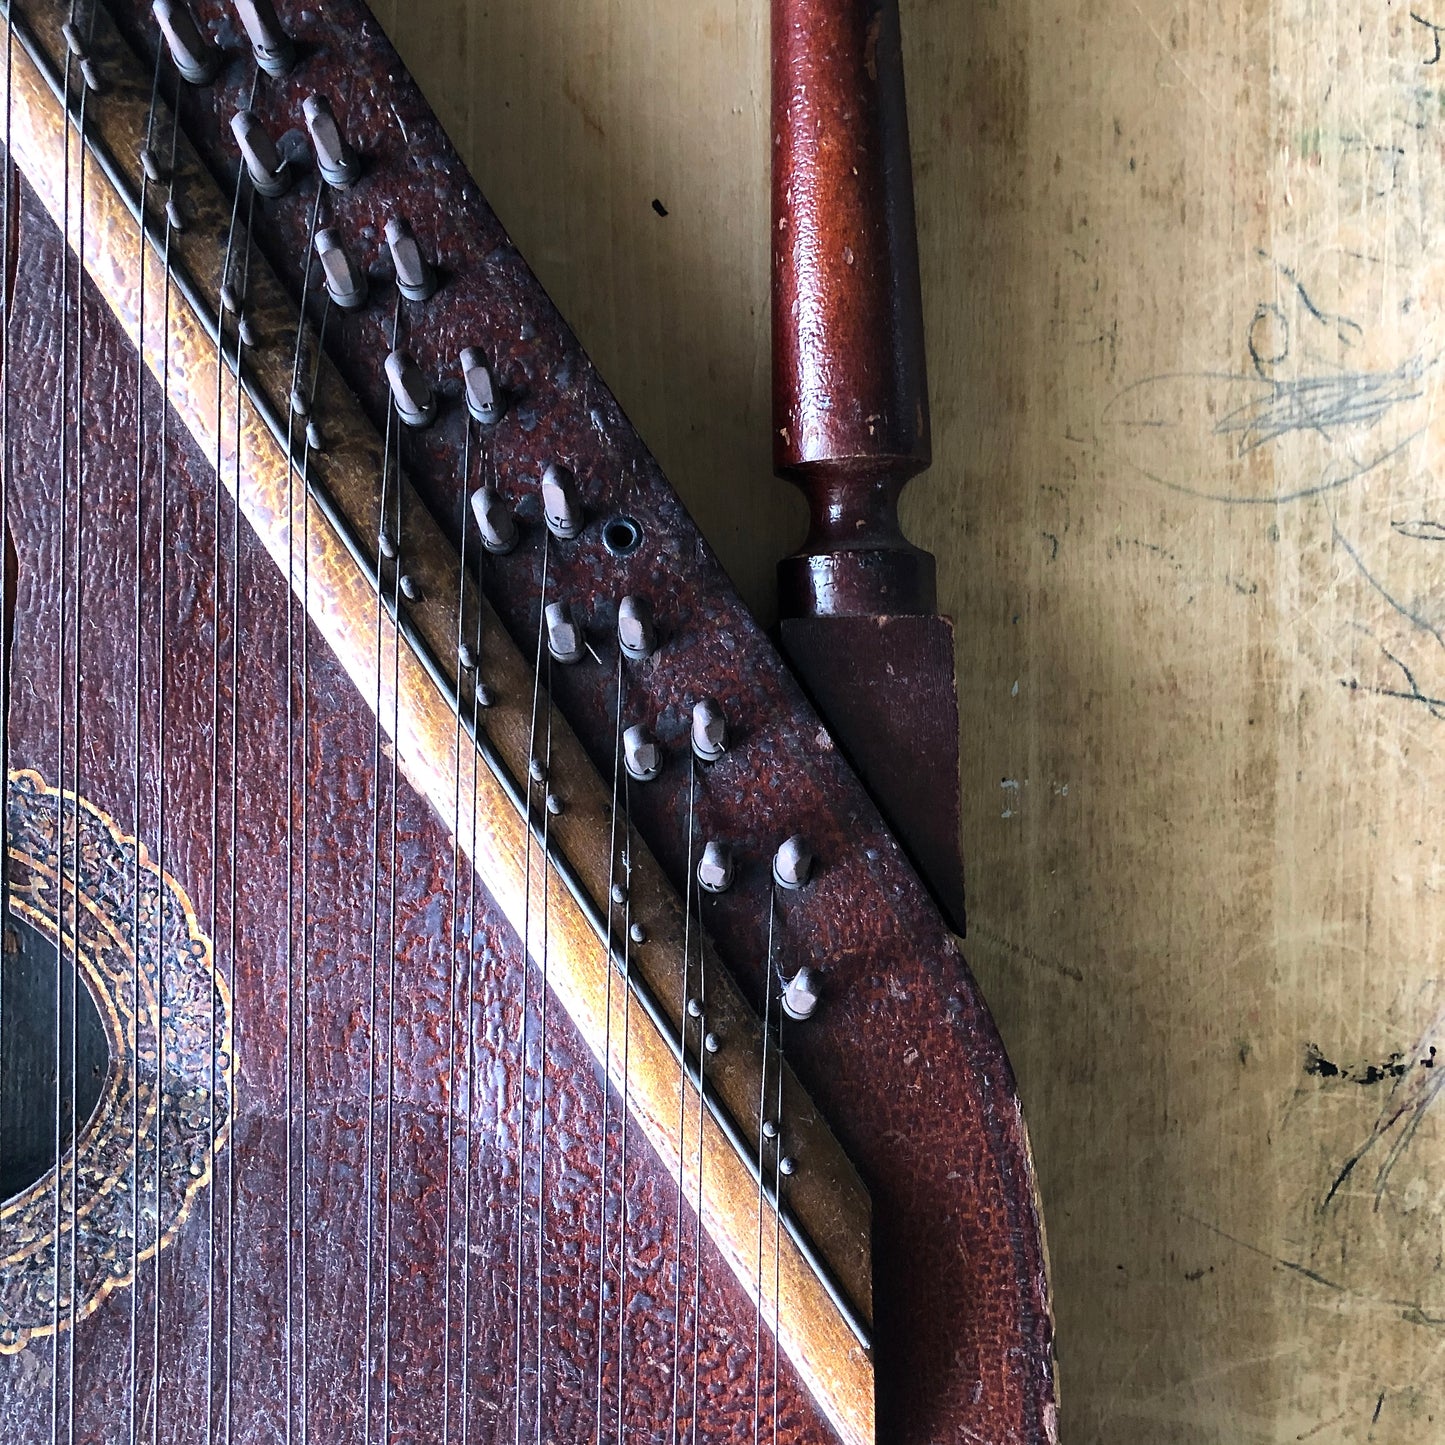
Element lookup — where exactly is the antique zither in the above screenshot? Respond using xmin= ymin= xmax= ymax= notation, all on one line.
xmin=0 ymin=3 xmax=1054 ymax=1442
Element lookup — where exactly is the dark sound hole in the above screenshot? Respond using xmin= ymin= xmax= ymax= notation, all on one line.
xmin=602 ymin=515 xmax=643 ymax=557
xmin=0 ymin=913 xmax=110 ymax=1202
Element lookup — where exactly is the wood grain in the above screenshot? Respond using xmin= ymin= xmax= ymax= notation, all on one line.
xmin=378 ymin=1 xmax=1445 ymax=1438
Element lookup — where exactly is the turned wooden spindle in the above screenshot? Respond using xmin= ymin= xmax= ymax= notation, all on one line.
xmin=771 ymin=0 xmax=964 ymax=928
xmin=772 ymin=0 xmax=933 ymax=620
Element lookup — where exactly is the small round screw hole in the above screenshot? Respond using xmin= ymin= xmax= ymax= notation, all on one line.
xmin=602 ymin=515 xmax=643 ymax=557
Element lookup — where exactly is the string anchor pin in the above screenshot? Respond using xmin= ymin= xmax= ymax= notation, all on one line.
xmin=153 ymin=1 xmax=219 ymax=86
xmin=385 ymin=217 xmax=437 ymax=303
xmin=622 ymin=724 xmax=662 ymax=783
xmin=772 ymin=835 xmax=813 ymax=889
xmin=384 ymin=350 xmax=437 ymax=428
xmin=545 ymin=601 xmax=584 ymax=665
xmin=617 ymin=596 xmax=656 ymax=660
xmin=781 ymin=966 xmax=820 ymax=1022
xmin=231 ymin=110 xmax=290 ymax=198
xmin=541 ymin=463 xmax=584 ymax=540
xmin=697 ymin=840 xmax=734 ymax=894
xmin=234 ymin=0 xmax=295 ymax=77
xmin=470 ymin=487 xmax=517 ymax=555
xmin=314 ymin=229 xmax=367 ymax=311
xmin=460 ymin=348 xmax=505 ymax=426
xmin=303 ymin=95 xmax=361 ymax=189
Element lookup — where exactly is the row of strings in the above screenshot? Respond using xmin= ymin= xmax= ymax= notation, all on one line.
xmin=0 ymin=3 xmax=798 ymax=1444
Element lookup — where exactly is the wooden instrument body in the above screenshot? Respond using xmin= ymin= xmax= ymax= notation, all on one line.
xmin=0 ymin=2 xmax=1054 ymax=1441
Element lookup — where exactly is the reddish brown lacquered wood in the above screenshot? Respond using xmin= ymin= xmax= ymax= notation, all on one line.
xmin=772 ymin=0 xmax=934 ymax=618
xmin=0 ymin=1 xmax=1057 ymax=1441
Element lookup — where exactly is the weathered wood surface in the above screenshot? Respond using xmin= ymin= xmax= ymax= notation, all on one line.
xmin=380 ymin=0 xmax=1445 ymax=1437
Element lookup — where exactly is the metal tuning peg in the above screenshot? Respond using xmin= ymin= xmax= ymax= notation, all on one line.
xmin=153 ymin=1 xmax=219 ymax=85
xmin=782 ymin=967 xmax=820 ymax=1022
xmin=617 ymin=596 xmax=655 ymax=660
xmin=303 ymin=95 xmax=361 ymax=189
xmin=233 ymin=0 xmax=294 ymax=76
xmin=384 ymin=350 xmax=436 ymax=428
xmin=697 ymin=840 xmax=735 ymax=894
xmin=231 ymin=110 xmax=289 ymax=199
xmin=61 ymin=23 xmax=102 ymax=91
xmin=691 ymin=698 xmax=727 ymax=762
xmin=314 ymin=228 xmax=367 ymax=310
xmin=772 ymin=834 xmax=813 ymax=889
xmin=622 ymin=724 xmax=662 ymax=783
xmin=460 ymin=348 xmax=505 ymax=426
xmin=541 ymin=462 xmax=584 ymax=540
xmin=545 ymin=601 xmax=584 ymax=665
xmin=385 ymin=218 xmax=437 ymax=303
xmin=469 ymin=487 xmax=517 ymax=556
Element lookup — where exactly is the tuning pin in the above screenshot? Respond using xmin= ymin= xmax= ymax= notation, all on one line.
xmin=623 ymin=724 xmax=662 ymax=783
xmin=303 ymin=95 xmax=361 ymax=189
xmin=772 ymin=835 xmax=813 ymax=890
xmin=781 ymin=967 xmax=820 ymax=1021
xmin=384 ymin=350 xmax=436 ymax=428
xmin=470 ymin=487 xmax=517 ymax=555
xmin=314 ymin=228 xmax=367 ymax=311
xmin=617 ymin=596 xmax=656 ymax=661
xmin=541 ymin=462 xmax=584 ymax=540
xmin=233 ymin=0 xmax=294 ymax=76
xmin=460 ymin=347 xmax=504 ymax=426
xmin=231 ymin=110 xmax=289 ymax=199
xmin=545 ymin=601 xmax=584 ymax=665
xmin=139 ymin=147 xmax=167 ymax=184
xmin=691 ymin=698 xmax=727 ymax=762
xmin=385 ymin=217 xmax=437 ymax=303
xmin=153 ymin=1 xmax=219 ymax=85
xmin=697 ymin=841 xmax=735 ymax=894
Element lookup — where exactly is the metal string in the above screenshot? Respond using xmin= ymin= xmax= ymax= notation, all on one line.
xmin=0 ymin=0 xmax=12 ymax=1314
xmin=214 ymin=71 xmax=261 ymax=1445
xmin=688 ymin=879 xmax=707 ymax=1445
xmin=441 ymin=417 xmax=470 ymax=1445
xmin=66 ymin=13 xmax=96 ymax=1438
xmin=612 ymin=784 xmax=633 ymax=1444
xmin=151 ymin=67 xmax=189 ymax=1445
xmin=593 ymin=650 xmax=624 ymax=1444
xmin=457 ymin=430 xmax=488 ymax=1445
xmin=130 ymin=35 xmax=165 ymax=1445
xmin=49 ymin=33 xmax=75 ymax=1445
xmin=511 ymin=528 xmax=550 ymax=1445
xmin=669 ymin=756 xmax=698 ymax=1442
xmin=533 ymin=649 xmax=554 ymax=1445
xmin=362 ymin=294 xmax=404 ymax=1445
xmin=296 ymin=289 xmax=328 ymax=1445
xmin=381 ymin=309 xmax=404 ymax=1445
xmin=752 ymin=892 xmax=777 ymax=1445
xmin=283 ymin=175 xmax=326 ymax=1445
xmin=0 ymin=18 xmax=10 ymax=1414
xmin=225 ymin=187 xmax=259 ymax=1445
xmin=295 ymin=195 xmax=326 ymax=1445
xmin=771 ymin=1010 xmax=785 ymax=1445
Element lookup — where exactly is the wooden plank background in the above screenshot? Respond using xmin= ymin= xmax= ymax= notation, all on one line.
xmin=374 ymin=2 xmax=1445 ymax=1439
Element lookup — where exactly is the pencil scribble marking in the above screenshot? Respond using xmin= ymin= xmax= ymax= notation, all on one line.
xmin=1390 ymin=518 xmax=1445 ymax=542
xmin=1215 ymin=360 xmax=1425 ymax=455
xmin=1412 ymin=10 xmax=1445 ymax=65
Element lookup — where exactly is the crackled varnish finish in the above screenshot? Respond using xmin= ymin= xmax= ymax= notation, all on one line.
xmin=0 ymin=1 xmax=1056 ymax=1441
